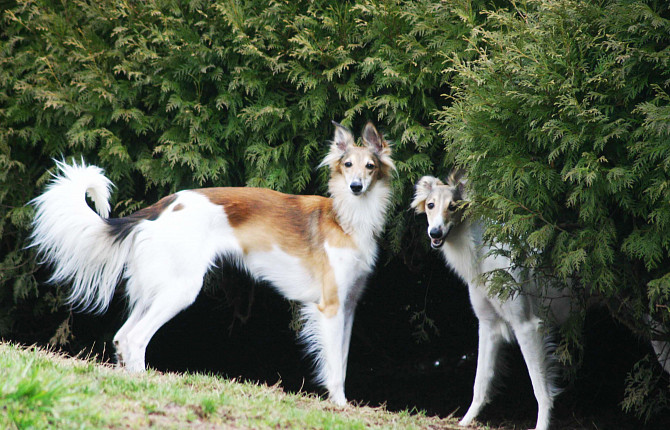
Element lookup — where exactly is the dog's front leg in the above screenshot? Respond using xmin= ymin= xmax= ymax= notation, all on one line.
xmin=317 ymin=271 xmax=340 ymax=318
xmin=460 ymin=319 xmax=504 ymax=427
xmin=321 ymin=307 xmax=347 ymax=405
xmin=301 ymin=301 xmax=348 ymax=406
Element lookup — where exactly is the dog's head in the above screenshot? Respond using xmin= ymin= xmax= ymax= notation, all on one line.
xmin=411 ymin=170 xmax=466 ymax=249
xmin=321 ymin=121 xmax=394 ymax=196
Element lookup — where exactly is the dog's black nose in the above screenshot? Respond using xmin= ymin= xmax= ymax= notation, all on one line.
xmin=350 ymin=182 xmax=363 ymax=193
xmin=429 ymin=227 xmax=443 ymax=239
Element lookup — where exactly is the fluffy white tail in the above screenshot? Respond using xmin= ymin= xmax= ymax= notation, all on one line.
xmin=29 ymin=161 xmax=130 ymax=313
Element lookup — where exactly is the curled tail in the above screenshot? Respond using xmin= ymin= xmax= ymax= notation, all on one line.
xmin=29 ymin=160 xmax=131 ymax=314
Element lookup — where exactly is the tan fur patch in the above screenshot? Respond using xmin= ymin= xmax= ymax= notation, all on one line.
xmin=127 ymin=194 xmax=177 ymax=221
xmin=196 ymin=188 xmax=355 ymax=315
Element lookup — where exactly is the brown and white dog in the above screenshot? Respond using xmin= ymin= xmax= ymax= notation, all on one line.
xmin=30 ymin=122 xmax=395 ymax=405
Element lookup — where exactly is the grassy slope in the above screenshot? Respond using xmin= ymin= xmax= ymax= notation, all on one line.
xmin=0 ymin=342 xmax=465 ymax=429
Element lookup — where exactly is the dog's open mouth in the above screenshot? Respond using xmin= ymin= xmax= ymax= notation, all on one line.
xmin=429 ymin=224 xmax=452 ymax=249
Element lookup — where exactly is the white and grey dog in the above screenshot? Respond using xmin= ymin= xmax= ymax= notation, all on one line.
xmin=412 ymin=171 xmax=670 ymax=430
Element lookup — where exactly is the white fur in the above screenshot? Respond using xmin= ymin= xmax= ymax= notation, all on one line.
xmin=330 ymin=178 xmax=391 ymax=266
xmin=443 ymin=220 xmax=562 ymax=430
xmin=29 ymin=124 xmax=394 ymax=406
xmin=413 ymin=176 xmax=569 ymax=430
xmin=245 ymin=245 xmax=320 ymax=303
xmin=647 ymin=315 xmax=670 ymax=375
xmin=298 ymin=123 xmax=393 ymax=404
xmin=413 ymin=175 xmax=670 ymax=430
xmin=29 ymin=160 xmax=126 ymax=313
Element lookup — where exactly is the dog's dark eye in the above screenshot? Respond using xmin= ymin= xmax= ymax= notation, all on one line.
xmin=344 ymin=161 xmax=352 ymax=168
xmin=426 ymin=202 xmax=435 ymax=210
xmin=448 ymin=202 xmax=458 ymax=211
xmin=365 ymin=163 xmax=375 ymax=170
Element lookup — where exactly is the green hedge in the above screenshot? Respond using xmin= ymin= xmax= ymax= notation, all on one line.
xmin=435 ymin=0 xmax=670 ymax=419
xmin=1 ymin=0 xmax=483 ymax=336
xmin=1 ymin=0 xmax=669 ymax=418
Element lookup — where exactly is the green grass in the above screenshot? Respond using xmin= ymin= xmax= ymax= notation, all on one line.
xmin=0 ymin=342 xmax=465 ymax=429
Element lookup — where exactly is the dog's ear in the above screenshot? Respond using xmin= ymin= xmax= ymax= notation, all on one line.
xmin=362 ymin=122 xmax=395 ymax=173
xmin=446 ymin=168 xmax=467 ymax=196
xmin=362 ymin=122 xmax=386 ymax=153
xmin=332 ymin=121 xmax=354 ymax=153
xmin=319 ymin=121 xmax=355 ymax=169
xmin=446 ymin=168 xmax=466 ymax=186
xmin=411 ymin=176 xmax=443 ymax=214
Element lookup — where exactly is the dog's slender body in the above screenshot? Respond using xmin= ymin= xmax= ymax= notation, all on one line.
xmin=412 ymin=173 xmax=670 ymax=430
xmin=30 ymin=122 xmax=394 ymax=405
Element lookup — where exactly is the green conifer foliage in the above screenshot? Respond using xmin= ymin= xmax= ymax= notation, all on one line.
xmin=2 ymin=0 xmax=668 ymax=418
xmin=436 ymin=0 xmax=669 ymax=417
xmin=0 ymin=0 xmax=480 ymax=337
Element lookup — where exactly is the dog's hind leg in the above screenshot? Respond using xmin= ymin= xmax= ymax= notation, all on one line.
xmin=652 ymin=339 xmax=670 ymax=374
xmin=646 ymin=315 xmax=670 ymax=374
xmin=120 ymin=278 xmax=203 ymax=372
xmin=113 ymin=305 xmax=147 ymax=368
xmin=512 ymin=318 xmax=553 ymax=430
xmin=460 ymin=319 xmax=505 ymax=427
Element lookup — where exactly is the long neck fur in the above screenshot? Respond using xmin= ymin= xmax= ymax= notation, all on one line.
xmin=329 ymin=176 xmax=391 ymax=265
xmin=440 ymin=219 xmax=484 ymax=287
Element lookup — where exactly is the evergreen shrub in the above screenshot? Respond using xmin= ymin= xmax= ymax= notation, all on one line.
xmin=0 ymin=0 xmax=479 ymax=340
xmin=2 ymin=0 xmax=668 ymax=419
xmin=435 ymin=0 xmax=670 ymax=418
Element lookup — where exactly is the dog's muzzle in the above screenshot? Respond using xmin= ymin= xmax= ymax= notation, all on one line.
xmin=428 ymin=224 xmax=452 ymax=249
xmin=350 ymin=181 xmax=363 ymax=195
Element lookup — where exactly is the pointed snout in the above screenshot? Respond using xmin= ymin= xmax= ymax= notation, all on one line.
xmin=427 ymin=223 xmax=452 ymax=249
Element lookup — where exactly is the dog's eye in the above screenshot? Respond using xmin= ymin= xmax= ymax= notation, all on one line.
xmin=448 ymin=202 xmax=458 ymax=211
xmin=365 ymin=163 xmax=375 ymax=170
xmin=426 ymin=202 xmax=435 ymax=210
xmin=344 ymin=161 xmax=352 ymax=168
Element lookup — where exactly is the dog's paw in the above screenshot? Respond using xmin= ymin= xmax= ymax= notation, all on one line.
xmin=458 ymin=416 xmax=474 ymax=427
xmin=328 ymin=392 xmax=347 ymax=407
